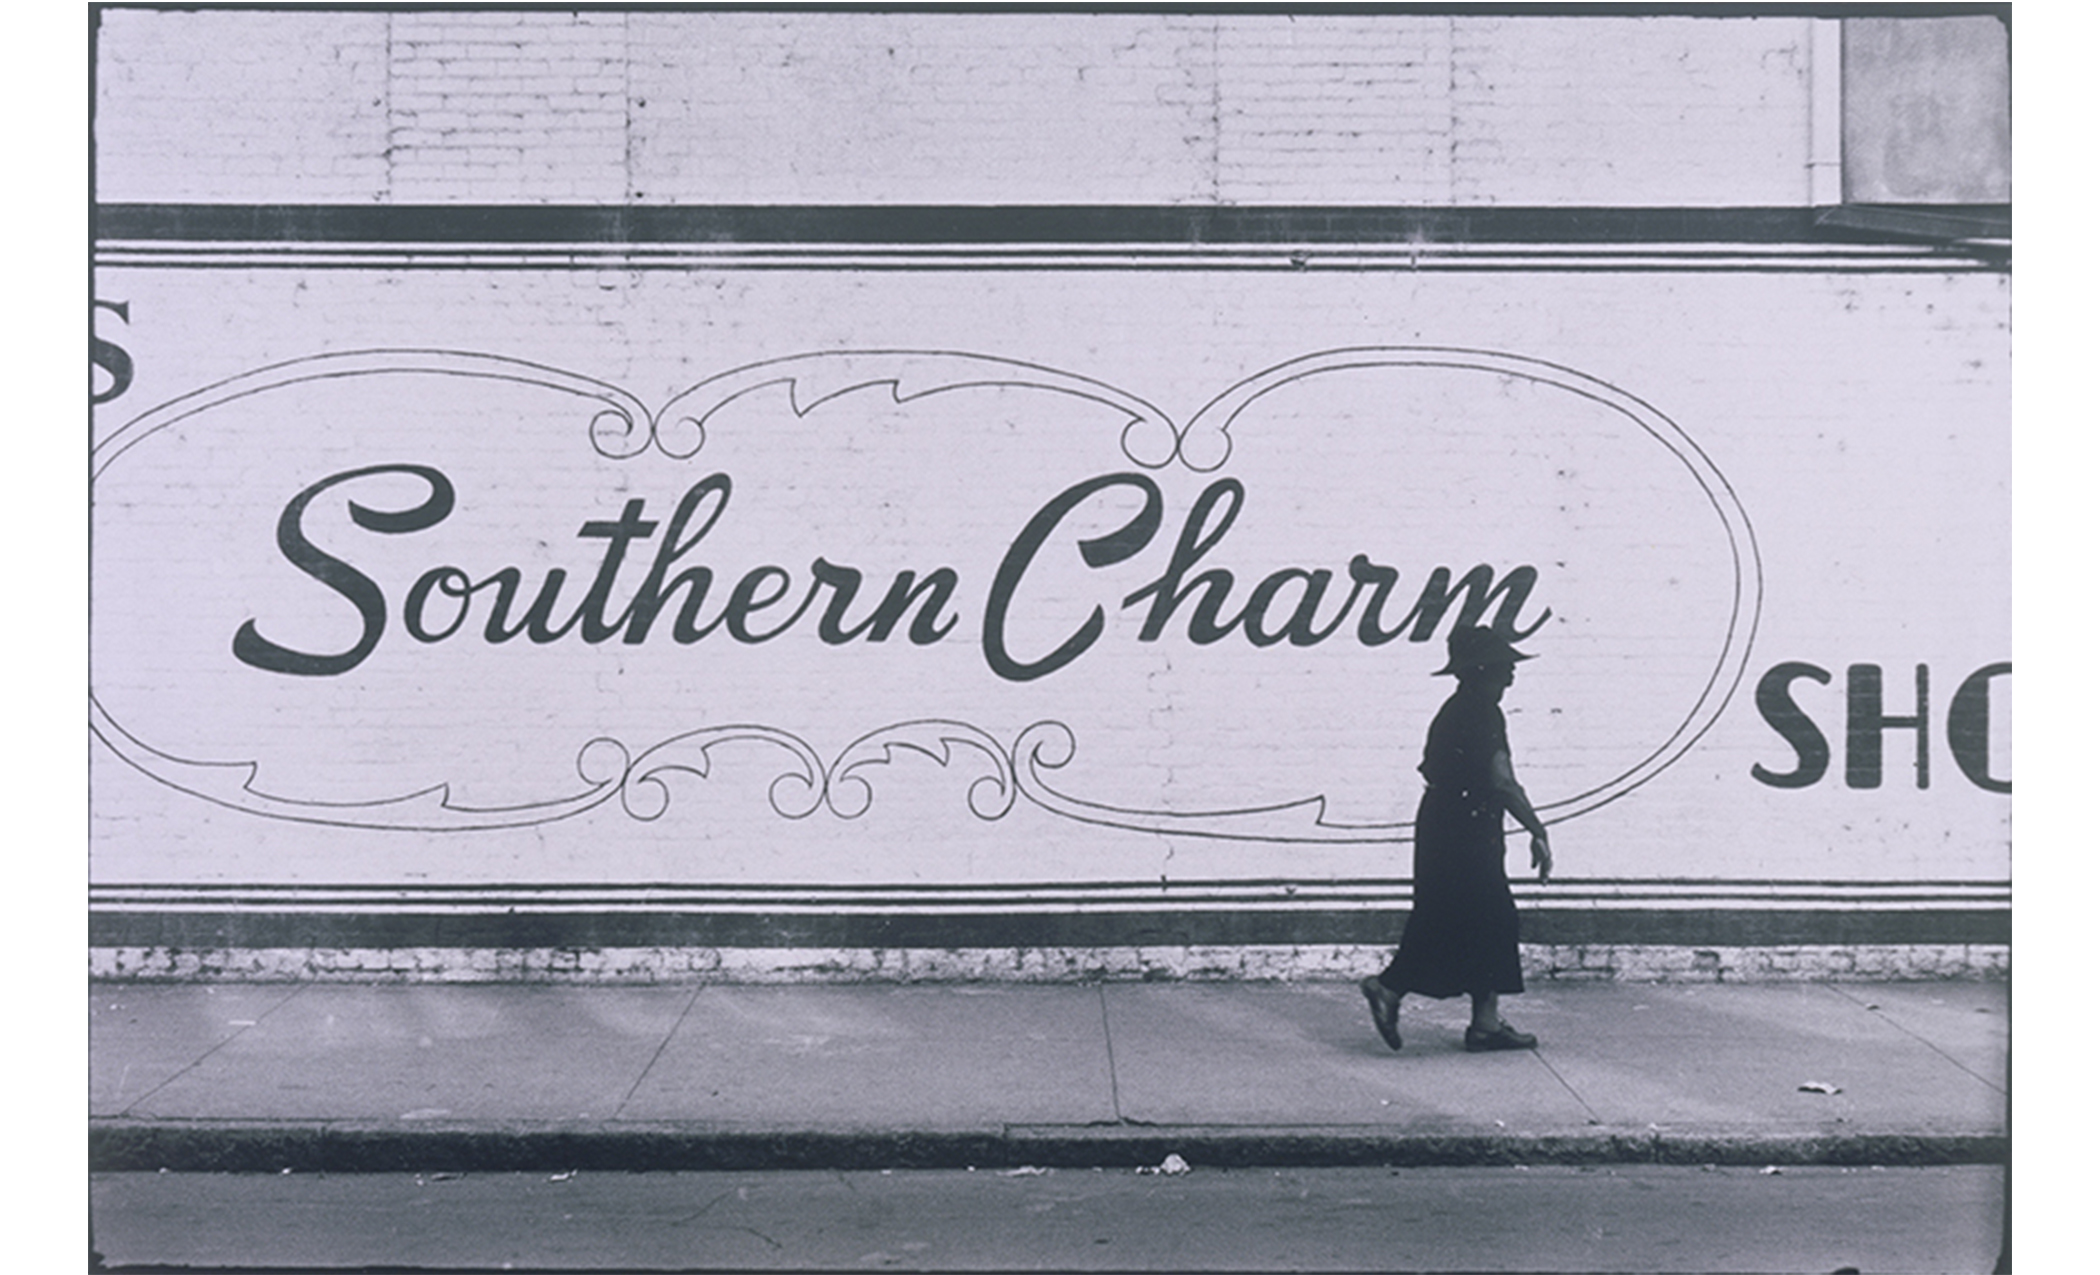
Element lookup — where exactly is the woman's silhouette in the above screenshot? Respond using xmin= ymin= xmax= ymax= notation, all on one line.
xmin=1361 ymin=624 xmax=1553 ymax=1052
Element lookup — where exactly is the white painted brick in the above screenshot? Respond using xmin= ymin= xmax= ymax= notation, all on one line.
xmin=89 ymin=12 xmax=2007 ymax=983
xmin=88 ymin=268 xmax=2007 ymax=886
xmin=98 ymin=10 xmax=1830 ymax=205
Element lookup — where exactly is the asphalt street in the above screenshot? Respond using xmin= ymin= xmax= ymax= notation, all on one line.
xmin=90 ymin=1163 xmax=2004 ymax=1273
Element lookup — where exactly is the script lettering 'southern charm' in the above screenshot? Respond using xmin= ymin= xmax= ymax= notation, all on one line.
xmin=234 ymin=465 xmax=1552 ymax=682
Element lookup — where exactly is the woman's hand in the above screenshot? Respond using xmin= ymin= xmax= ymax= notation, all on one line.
xmin=1530 ymin=832 xmax=1553 ymax=883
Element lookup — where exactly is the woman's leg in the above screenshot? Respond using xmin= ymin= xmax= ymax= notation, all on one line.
xmin=1361 ymin=975 xmax=1404 ymax=1050
xmin=1470 ymin=991 xmax=1500 ymax=1032
xmin=1466 ymin=991 xmax=1537 ymax=1051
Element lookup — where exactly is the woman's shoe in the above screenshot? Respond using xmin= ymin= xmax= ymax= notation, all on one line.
xmin=1464 ymin=1021 xmax=1538 ymax=1052
xmin=1359 ymin=977 xmax=1403 ymax=1050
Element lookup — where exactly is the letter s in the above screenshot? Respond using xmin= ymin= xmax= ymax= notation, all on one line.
xmin=1751 ymin=661 xmax=1833 ymax=788
xmin=91 ymin=300 xmax=134 ymax=406
xmin=232 ymin=464 xmax=456 ymax=676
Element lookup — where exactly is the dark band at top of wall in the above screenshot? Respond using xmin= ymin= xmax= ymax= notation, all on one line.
xmin=94 ymin=203 xmax=2011 ymax=251
xmin=83 ymin=3 xmax=2016 ymax=19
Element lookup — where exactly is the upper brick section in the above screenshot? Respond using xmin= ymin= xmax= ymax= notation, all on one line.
xmin=387 ymin=10 xmax=632 ymax=203
xmin=96 ymin=10 xmax=1819 ymax=207
xmin=624 ymin=12 xmax=1223 ymax=204
xmin=95 ymin=9 xmax=393 ymax=204
xmin=1451 ymin=18 xmax=1813 ymax=205
xmin=1212 ymin=16 xmax=1459 ymax=205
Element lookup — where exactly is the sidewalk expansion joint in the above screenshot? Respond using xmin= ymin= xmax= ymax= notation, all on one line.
xmin=1821 ymin=982 xmax=2008 ymax=1095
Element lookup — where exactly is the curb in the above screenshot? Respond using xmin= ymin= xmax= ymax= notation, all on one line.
xmin=89 ymin=1120 xmax=2010 ymax=1174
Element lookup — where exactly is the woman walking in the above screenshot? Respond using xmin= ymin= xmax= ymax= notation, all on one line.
xmin=1361 ymin=624 xmax=1553 ymax=1053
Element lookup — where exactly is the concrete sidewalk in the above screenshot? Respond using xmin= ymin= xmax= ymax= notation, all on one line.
xmin=88 ymin=978 xmax=2009 ymax=1173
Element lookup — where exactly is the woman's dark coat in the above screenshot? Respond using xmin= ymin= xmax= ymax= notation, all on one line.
xmin=1378 ymin=682 xmax=1525 ymax=998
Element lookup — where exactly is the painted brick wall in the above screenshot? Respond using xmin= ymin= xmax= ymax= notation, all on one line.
xmin=387 ymin=9 xmax=634 ymax=203
xmin=626 ymin=12 xmax=1226 ymax=205
xmin=87 ymin=258 xmax=2011 ymax=979
xmin=96 ymin=10 xmax=1819 ymax=207
xmin=93 ymin=9 xmax=393 ymax=204
xmin=89 ymin=263 xmax=2011 ymax=883
xmin=1449 ymin=18 xmax=1813 ymax=205
xmin=89 ymin=10 xmax=2007 ymax=982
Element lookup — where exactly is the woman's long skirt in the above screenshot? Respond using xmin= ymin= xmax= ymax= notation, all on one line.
xmin=1377 ymin=787 xmax=1524 ymax=998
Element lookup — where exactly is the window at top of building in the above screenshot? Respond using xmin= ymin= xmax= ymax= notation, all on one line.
xmin=1843 ymin=15 xmax=2010 ymax=205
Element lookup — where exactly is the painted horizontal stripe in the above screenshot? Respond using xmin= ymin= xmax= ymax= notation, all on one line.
xmin=86 ymin=903 xmax=2006 ymax=920
xmin=83 ymin=895 xmax=2009 ymax=913
xmin=92 ymin=252 xmax=1996 ymax=275
xmin=92 ymin=242 xmax=1954 ymax=260
xmin=92 ymin=240 xmax=1988 ymax=273
xmin=92 ymin=203 xmax=2011 ymax=247
xmin=87 ymin=908 xmax=2009 ymax=950
xmin=88 ymin=879 xmax=2010 ymax=950
xmin=88 ymin=882 xmax=2009 ymax=909
xmin=86 ymin=882 xmax=2015 ymax=894
xmin=86 ymin=882 xmax=2008 ymax=902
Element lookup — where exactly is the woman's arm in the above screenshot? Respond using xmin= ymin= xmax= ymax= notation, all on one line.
xmin=1490 ymin=749 xmax=1553 ymax=882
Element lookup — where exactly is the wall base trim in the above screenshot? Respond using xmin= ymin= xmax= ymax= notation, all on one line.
xmin=88 ymin=942 xmax=2008 ymax=984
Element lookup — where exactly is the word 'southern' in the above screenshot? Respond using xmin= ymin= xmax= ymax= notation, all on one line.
xmin=233 ymin=466 xmax=1551 ymax=682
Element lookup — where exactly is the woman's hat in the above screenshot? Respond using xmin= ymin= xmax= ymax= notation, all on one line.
xmin=1435 ymin=624 xmax=1536 ymax=676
